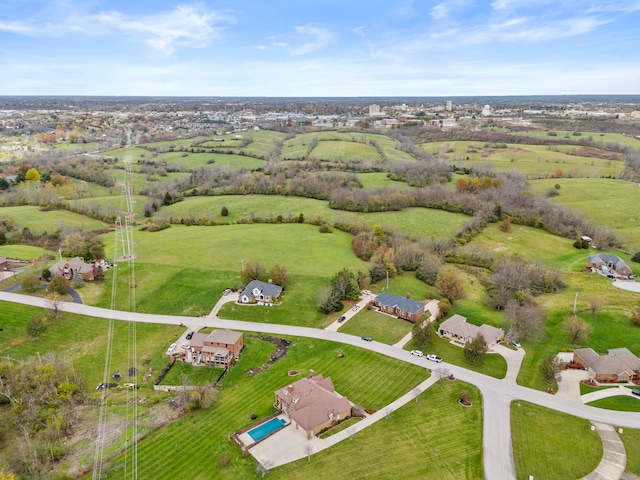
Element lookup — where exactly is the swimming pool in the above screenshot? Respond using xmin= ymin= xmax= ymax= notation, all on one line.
xmin=247 ymin=417 xmax=286 ymax=442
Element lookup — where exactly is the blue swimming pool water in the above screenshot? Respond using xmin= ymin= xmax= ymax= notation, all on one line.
xmin=248 ymin=417 xmax=286 ymax=442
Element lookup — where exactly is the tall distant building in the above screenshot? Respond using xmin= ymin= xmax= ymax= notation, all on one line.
xmin=446 ymin=100 xmax=453 ymax=111
xmin=369 ymin=104 xmax=383 ymax=116
xmin=481 ymin=105 xmax=492 ymax=116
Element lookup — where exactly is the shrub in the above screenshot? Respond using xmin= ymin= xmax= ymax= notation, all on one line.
xmin=221 ymin=206 xmax=229 ymax=217
xmin=26 ymin=317 xmax=46 ymax=338
xmin=632 ymin=252 xmax=640 ymax=263
xmin=48 ymin=276 xmax=70 ymax=295
xmin=21 ymin=274 xmax=40 ymax=292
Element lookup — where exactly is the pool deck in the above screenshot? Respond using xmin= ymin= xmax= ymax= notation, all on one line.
xmin=236 ymin=413 xmax=288 ymax=448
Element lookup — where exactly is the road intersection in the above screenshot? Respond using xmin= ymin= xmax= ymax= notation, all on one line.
xmin=2 ymin=290 xmax=639 ymax=479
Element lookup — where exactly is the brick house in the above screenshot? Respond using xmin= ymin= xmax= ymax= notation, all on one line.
xmin=274 ymin=373 xmax=351 ymax=439
xmin=372 ymin=292 xmax=426 ymax=322
xmin=188 ymin=329 xmax=243 ymax=368
xmin=573 ymin=347 xmax=640 ymax=383
xmin=587 ymin=254 xmax=632 ymax=276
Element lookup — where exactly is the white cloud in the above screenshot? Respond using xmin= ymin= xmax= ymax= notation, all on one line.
xmin=0 ymin=3 xmax=235 ymax=54
xmin=430 ymin=0 xmax=469 ymax=20
xmin=274 ymin=24 xmax=334 ymax=56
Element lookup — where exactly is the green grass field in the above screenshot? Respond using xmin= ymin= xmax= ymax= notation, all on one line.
xmin=511 ymin=401 xmax=602 ymax=479
xmin=519 ymin=130 xmax=640 ymax=150
xmin=527 ymin=177 xmax=640 ymax=249
xmin=0 ymin=205 xmax=110 ymax=235
xmin=587 ymin=396 xmax=640 ymax=412
xmin=310 ymin=140 xmax=382 ymax=162
xmin=94 ymin=336 xmax=430 ymax=480
xmin=0 ymin=244 xmax=52 ymax=260
xmin=156 ymin=195 xmax=471 ymax=239
xmin=338 ymin=308 xmax=414 ymax=345
xmin=422 ymin=140 xmax=622 ymax=177
xmin=621 ymin=428 xmax=640 ymax=475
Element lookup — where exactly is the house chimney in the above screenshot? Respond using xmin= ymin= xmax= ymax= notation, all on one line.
xmin=406 ymin=293 xmax=411 ymax=299
xmin=308 ymin=369 xmax=315 ymax=378
xmin=268 ymin=278 xmax=272 ymax=283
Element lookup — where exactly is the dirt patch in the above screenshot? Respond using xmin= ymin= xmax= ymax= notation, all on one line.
xmin=574 ymin=146 xmax=623 ymax=160
xmin=288 ymin=370 xmax=301 ymax=377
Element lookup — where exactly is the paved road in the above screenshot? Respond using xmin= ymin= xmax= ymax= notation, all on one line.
xmin=3 ymin=291 xmax=640 ymax=478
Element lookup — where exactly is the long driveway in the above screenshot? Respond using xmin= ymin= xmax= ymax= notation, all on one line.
xmin=3 ymin=291 xmax=640 ymax=478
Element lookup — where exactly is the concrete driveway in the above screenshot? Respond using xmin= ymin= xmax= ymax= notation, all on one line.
xmin=324 ymin=292 xmax=374 ymax=331
xmin=492 ymin=344 xmax=525 ymax=383
xmin=612 ymin=280 xmax=640 ymax=293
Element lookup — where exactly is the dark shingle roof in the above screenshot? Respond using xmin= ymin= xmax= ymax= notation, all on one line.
xmin=374 ymin=292 xmax=425 ymax=314
xmin=241 ymin=280 xmax=283 ymax=300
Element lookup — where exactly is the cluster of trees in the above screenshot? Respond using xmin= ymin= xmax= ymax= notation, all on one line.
xmin=240 ymin=261 xmax=289 ymax=287
xmin=317 ymin=268 xmax=366 ymax=314
xmin=0 ymin=356 xmax=84 ymax=478
xmin=60 ymin=231 xmax=106 ymax=262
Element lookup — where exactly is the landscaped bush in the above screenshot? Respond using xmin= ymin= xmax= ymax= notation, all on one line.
xmin=632 ymin=251 xmax=640 ymax=263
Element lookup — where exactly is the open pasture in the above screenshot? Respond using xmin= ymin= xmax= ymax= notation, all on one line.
xmin=310 ymin=140 xmax=382 ymax=162
xmin=0 ymin=244 xmax=52 ymax=260
xmin=357 ymin=172 xmax=414 ymax=190
xmin=520 ymin=130 xmax=640 ymax=150
xmin=69 ymin=194 xmax=150 ymax=220
xmin=156 ymin=195 xmax=471 ymax=239
xmin=511 ymin=401 xmax=602 ymax=480
xmin=0 ymin=205 xmax=109 ymax=235
xmin=527 ymin=177 xmax=640 ymax=249
xmin=422 ymin=140 xmax=622 ymax=177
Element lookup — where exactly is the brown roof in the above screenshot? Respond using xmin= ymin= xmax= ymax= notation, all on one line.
xmin=275 ymin=374 xmax=351 ymax=431
xmin=201 ymin=345 xmax=230 ymax=357
xmin=575 ymin=347 xmax=640 ymax=376
xmin=189 ymin=332 xmax=208 ymax=349
xmin=439 ymin=314 xmax=504 ymax=344
xmin=205 ymin=329 xmax=242 ymax=345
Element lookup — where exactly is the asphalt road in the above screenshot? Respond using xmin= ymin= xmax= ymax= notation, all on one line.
xmin=3 ymin=290 xmax=640 ymax=479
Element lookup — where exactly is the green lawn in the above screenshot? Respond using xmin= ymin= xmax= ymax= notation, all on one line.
xmin=579 ymin=382 xmax=618 ymax=395
xmin=310 ymin=140 xmax=382 ymax=162
xmin=511 ymin=401 xmax=602 ymax=480
xmin=527 ymin=177 xmax=640 ymax=249
xmin=0 ymin=244 xmax=53 ymax=260
xmin=587 ymin=396 xmax=640 ymax=412
xmin=94 ymin=336 xmax=430 ymax=479
xmin=519 ymin=130 xmax=640 ymax=150
xmin=338 ymin=308 xmax=414 ymax=345
xmin=271 ymin=380 xmax=483 ymax=480
xmin=621 ymin=428 xmax=640 ymax=476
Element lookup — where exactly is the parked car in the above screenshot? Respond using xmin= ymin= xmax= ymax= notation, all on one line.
xmin=425 ymin=354 xmax=443 ymax=363
xmin=167 ymin=343 xmax=177 ymax=352
xmin=337 ymin=316 xmax=346 ymax=323
xmin=632 ymin=389 xmax=640 ymax=397
xmin=186 ymin=331 xmax=194 ymax=340
xmin=352 ymin=305 xmax=360 ymax=311
xmin=182 ymin=344 xmax=190 ymax=349
xmin=96 ymin=382 xmax=118 ymax=390
xmin=361 ymin=336 xmax=373 ymax=342
xmin=512 ymin=340 xmax=521 ymax=348
xmin=411 ymin=350 xmax=423 ymax=357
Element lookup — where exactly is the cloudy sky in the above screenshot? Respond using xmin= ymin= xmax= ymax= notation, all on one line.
xmin=1 ymin=0 xmax=639 ymax=96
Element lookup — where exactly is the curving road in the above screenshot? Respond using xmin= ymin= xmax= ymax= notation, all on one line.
xmin=2 ymin=291 xmax=640 ymax=479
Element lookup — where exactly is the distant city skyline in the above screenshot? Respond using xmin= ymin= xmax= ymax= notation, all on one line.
xmin=1 ymin=0 xmax=639 ymax=96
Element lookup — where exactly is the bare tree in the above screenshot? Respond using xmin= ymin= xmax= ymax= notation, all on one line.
xmin=383 ymin=406 xmax=393 ymax=420
xmin=504 ymin=300 xmax=544 ymax=341
xmin=44 ymin=292 xmax=62 ymax=318
xmin=588 ymin=296 xmax=604 ymax=317
xmin=412 ymin=386 xmax=422 ymax=403
xmin=565 ymin=316 xmax=593 ymax=345
xmin=304 ymin=443 xmax=313 ymax=463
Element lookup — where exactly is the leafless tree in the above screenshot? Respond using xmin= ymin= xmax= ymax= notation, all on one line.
xmin=412 ymin=386 xmax=422 ymax=403
xmin=44 ymin=292 xmax=62 ymax=318
xmin=588 ymin=296 xmax=604 ymax=317
xmin=304 ymin=443 xmax=314 ymax=462
xmin=565 ymin=316 xmax=593 ymax=345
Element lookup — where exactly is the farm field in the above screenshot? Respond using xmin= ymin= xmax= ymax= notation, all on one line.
xmin=527 ymin=177 xmax=640 ymax=249
xmin=422 ymin=140 xmax=622 ymax=177
xmin=0 ymin=205 xmax=110 ymax=234
xmin=156 ymin=195 xmax=471 ymax=239
xmin=511 ymin=401 xmax=602 ymax=480
xmin=519 ymin=130 xmax=640 ymax=150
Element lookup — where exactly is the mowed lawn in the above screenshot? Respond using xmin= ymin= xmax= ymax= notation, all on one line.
xmin=95 ymin=336 xmax=430 ymax=480
xmin=338 ymin=308 xmax=414 ymax=345
xmin=527 ymin=177 xmax=640 ymax=248
xmin=0 ymin=244 xmax=53 ymax=260
xmin=622 ymin=428 xmax=640 ymax=476
xmin=511 ymin=401 xmax=602 ymax=480
xmin=422 ymin=140 xmax=622 ymax=177
xmin=271 ymin=380 xmax=483 ymax=480
xmin=0 ymin=205 xmax=110 ymax=234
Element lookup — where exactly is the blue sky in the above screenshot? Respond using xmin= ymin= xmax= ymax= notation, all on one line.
xmin=1 ymin=0 xmax=639 ymax=96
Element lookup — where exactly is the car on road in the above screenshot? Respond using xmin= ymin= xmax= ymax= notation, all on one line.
xmin=337 ymin=316 xmax=346 ymax=323
xmin=186 ymin=331 xmax=194 ymax=340
xmin=167 ymin=343 xmax=177 ymax=352
xmin=632 ymin=389 xmax=640 ymax=397
xmin=361 ymin=336 xmax=373 ymax=342
xmin=512 ymin=340 xmax=521 ymax=348
xmin=425 ymin=354 xmax=443 ymax=363
xmin=352 ymin=305 xmax=360 ymax=311
xmin=411 ymin=350 xmax=423 ymax=357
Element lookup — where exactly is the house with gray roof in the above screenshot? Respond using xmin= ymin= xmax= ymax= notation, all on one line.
xmin=587 ymin=254 xmax=632 ymax=276
xmin=439 ymin=314 xmax=505 ymax=348
xmin=372 ymin=292 xmax=426 ymax=322
xmin=274 ymin=372 xmax=352 ymax=439
xmin=240 ymin=279 xmax=283 ymax=304
xmin=573 ymin=347 xmax=640 ymax=383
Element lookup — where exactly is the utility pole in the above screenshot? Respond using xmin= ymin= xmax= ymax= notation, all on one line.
xmin=386 ymin=270 xmax=389 ymax=290
xmin=573 ymin=292 xmax=579 ymax=315
xmin=241 ymin=259 xmax=244 ymax=274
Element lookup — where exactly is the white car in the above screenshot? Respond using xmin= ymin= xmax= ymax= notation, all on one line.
xmin=425 ymin=354 xmax=443 ymax=363
xmin=182 ymin=344 xmax=190 ymax=349
xmin=167 ymin=343 xmax=177 ymax=352
xmin=411 ymin=350 xmax=423 ymax=357
xmin=352 ymin=305 xmax=360 ymax=311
